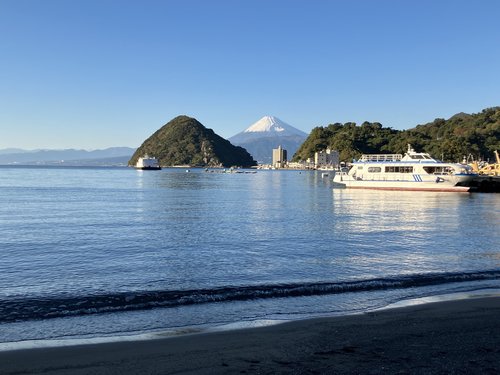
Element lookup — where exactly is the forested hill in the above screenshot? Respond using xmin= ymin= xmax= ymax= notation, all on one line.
xmin=129 ymin=116 xmax=256 ymax=168
xmin=293 ymin=107 xmax=500 ymax=163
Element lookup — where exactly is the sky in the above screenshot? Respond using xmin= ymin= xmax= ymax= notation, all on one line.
xmin=1 ymin=0 xmax=499 ymax=150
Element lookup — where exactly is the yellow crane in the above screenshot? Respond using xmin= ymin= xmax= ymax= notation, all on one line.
xmin=470 ymin=150 xmax=500 ymax=176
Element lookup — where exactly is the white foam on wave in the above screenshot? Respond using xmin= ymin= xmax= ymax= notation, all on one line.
xmin=379 ymin=288 xmax=500 ymax=310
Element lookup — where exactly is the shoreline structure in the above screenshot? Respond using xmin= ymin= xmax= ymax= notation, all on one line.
xmin=1 ymin=293 xmax=499 ymax=374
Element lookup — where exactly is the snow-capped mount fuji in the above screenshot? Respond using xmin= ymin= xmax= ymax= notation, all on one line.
xmin=229 ymin=116 xmax=308 ymax=164
xmin=242 ymin=116 xmax=306 ymax=136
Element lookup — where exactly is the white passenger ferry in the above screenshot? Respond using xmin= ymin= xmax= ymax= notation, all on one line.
xmin=135 ymin=155 xmax=161 ymax=170
xmin=333 ymin=145 xmax=476 ymax=192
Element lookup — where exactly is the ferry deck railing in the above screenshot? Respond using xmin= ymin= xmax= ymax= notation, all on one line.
xmin=359 ymin=154 xmax=403 ymax=162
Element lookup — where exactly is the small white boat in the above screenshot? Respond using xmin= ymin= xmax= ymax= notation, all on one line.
xmin=135 ymin=155 xmax=161 ymax=170
xmin=333 ymin=145 xmax=476 ymax=192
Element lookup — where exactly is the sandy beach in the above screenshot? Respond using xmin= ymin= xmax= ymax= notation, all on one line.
xmin=1 ymin=296 xmax=499 ymax=374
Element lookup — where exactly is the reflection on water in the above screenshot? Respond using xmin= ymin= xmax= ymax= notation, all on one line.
xmin=331 ymin=189 xmax=467 ymax=232
xmin=330 ymin=189 xmax=500 ymax=274
xmin=130 ymin=169 xmax=500 ymax=286
xmin=68 ymin=169 xmax=500 ymax=288
xmin=0 ymin=166 xmax=499 ymax=345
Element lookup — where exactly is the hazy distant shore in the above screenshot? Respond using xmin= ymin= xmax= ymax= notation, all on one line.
xmin=1 ymin=296 xmax=499 ymax=374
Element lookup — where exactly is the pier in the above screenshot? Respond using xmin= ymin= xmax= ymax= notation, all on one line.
xmin=464 ymin=176 xmax=500 ymax=193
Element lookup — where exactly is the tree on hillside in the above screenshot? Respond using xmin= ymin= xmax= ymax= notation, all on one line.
xmin=294 ymin=107 xmax=500 ymax=163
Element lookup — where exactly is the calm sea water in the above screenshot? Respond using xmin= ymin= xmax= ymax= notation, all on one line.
xmin=1 ymin=166 xmax=499 ymax=346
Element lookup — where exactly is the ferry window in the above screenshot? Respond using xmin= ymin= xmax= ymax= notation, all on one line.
xmin=425 ymin=167 xmax=452 ymax=175
xmin=357 ymin=166 xmax=363 ymax=170
xmin=385 ymin=166 xmax=413 ymax=173
xmin=368 ymin=167 xmax=381 ymax=173
xmin=423 ymin=166 xmax=446 ymax=174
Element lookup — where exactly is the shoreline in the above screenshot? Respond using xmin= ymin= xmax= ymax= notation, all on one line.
xmin=2 ymin=288 xmax=498 ymax=353
xmin=1 ymin=295 xmax=499 ymax=374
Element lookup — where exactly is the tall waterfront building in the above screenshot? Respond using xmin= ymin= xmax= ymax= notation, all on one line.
xmin=272 ymin=145 xmax=287 ymax=168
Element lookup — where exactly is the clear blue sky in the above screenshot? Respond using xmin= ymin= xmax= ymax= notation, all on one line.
xmin=1 ymin=0 xmax=499 ymax=149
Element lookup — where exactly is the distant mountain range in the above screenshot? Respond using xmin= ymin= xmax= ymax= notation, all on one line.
xmin=0 ymin=147 xmax=136 ymax=166
xmin=0 ymin=148 xmax=28 ymax=155
xmin=229 ymin=116 xmax=308 ymax=164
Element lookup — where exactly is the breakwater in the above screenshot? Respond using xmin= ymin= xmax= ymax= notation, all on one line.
xmin=466 ymin=176 xmax=500 ymax=193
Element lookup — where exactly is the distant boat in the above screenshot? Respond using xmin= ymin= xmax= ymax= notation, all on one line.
xmin=135 ymin=155 xmax=161 ymax=170
xmin=333 ymin=145 xmax=476 ymax=192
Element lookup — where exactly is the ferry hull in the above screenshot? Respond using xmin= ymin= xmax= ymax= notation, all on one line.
xmin=135 ymin=166 xmax=161 ymax=170
xmin=342 ymin=185 xmax=470 ymax=192
xmin=332 ymin=180 xmax=470 ymax=192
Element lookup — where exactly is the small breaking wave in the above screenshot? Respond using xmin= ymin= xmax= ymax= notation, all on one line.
xmin=1 ymin=270 xmax=499 ymax=323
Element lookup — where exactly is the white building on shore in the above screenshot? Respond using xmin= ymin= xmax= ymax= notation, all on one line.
xmin=314 ymin=149 xmax=339 ymax=169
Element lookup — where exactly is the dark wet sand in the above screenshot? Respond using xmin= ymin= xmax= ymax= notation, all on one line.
xmin=1 ymin=297 xmax=499 ymax=374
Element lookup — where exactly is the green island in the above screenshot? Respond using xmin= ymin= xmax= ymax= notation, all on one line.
xmin=129 ymin=116 xmax=256 ymax=168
